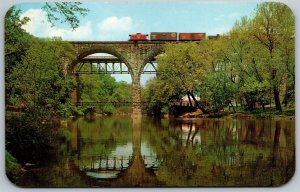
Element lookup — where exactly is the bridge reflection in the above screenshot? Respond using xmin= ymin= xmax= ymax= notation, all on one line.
xmin=70 ymin=116 xmax=162 ymax=186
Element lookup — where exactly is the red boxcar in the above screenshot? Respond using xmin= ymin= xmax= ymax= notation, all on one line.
xmin=179 ymin=33 xmax=206 ymax=41
xmin=129 ymin=33 xmax=148 ymax=41
xmin=150 ymin=32 xmax=177 ymax=41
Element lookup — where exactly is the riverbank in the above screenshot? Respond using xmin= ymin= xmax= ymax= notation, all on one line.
xmin=179 ymin=108 xmax=295 ymax=119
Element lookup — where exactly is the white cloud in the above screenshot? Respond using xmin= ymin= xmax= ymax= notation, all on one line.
xmin=20 ymin=10 xmax=134 ymax=41
xmin=20 ymin=9 xmax=50 ymax=37
xmin=97 ymin=16 xmax=132 ymax=32
xmin=96 ymin=16 xmax=134 ymax=41
xmin=63 ymin=21 xmax=93 ymax=40
xmin=20 ymin=9 xmax=93 ymax=40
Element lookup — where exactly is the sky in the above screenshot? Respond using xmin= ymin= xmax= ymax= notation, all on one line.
xmin=15 ymin=2 xmax=258 ymax=86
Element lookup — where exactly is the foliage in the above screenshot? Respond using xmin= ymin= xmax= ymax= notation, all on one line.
xmin=143 ymin=42 xmax=210 ymax=115
xmin=7 ymin=37 xmax=76 ymax=118
xmin=201 ymin=71 xmax=237 ymax=112
xmin=112 ymin=81 xmax=132 ymax=102
xmin=6 ymin=113 xmax=60 ymax=164
xmin=142 ymin=78 xmax=173 ymax=115
xmin=57 ymin=128 xmax=73 ymax=142
xmin=238 ymin=3 xmax=292 ymax=111
xmin=5 ymin=150 xmax=21 ymax=181
xmin=5 ymin=7 xmax=33 ymax=103
xmin=102 ymin=105 xmax=115 ymax=115
xmin=77 ymin=67 xmax=132 ymax=114
xmin=4 ymin=6 xmax=86 ymax=169
xmin=5 ymin=7 xmax=31 ymax=69
xmin=157 ymin=42 xmax=206 ymax=94
xmin=42 ymin=2 xmax=89 ymax=29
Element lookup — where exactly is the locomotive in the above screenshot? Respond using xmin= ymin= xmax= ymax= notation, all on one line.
xmin=129 ymin=32 xmax=206 ymax=41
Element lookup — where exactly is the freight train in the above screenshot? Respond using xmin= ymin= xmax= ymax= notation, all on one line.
xmin=129 ymin=32 xmax=208 ymax=41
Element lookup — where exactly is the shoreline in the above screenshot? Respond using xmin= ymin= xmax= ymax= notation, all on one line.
xmin=177 ymin=111 xmax=295 ymax=120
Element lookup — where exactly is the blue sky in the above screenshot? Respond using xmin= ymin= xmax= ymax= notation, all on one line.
xmin=15 ymin=2 xmax=258 ymax=85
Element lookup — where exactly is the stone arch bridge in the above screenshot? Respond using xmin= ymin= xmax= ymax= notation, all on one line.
xmin=66 ymin=41 xmax=170 ymax=115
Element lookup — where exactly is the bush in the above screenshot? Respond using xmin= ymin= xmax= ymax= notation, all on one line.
xmin=57 ymin=128 xmax=73 ymax=142
xmin=6 ymin=113 xmax=59 ymax=164
xmin=102 ymin=105 xmax=115 ymax=115
xmin=71 ymin=106 xmax=95 ymax=116
xmin=5 ymin=150 xmax=20 ymax=182
xmin=114 ymin=106 xmax=132 ymax=114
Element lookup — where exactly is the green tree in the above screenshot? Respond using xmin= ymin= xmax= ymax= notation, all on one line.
xmin=142 ymin=78 xmax=175 ymax=115
xmin=7 ymin=38 xmax=75 ymax=117
xmin=112 ymin=81 xmax=132 ymax=102
xmin=201 ymin=71 xmax=237 ymax=112
xmin=156 ymin=42 xmax=208 ymax=113
xmin=196 ymin=37 xmax=238 ymax=112
xmin=77 ymin=65 xmax=133 ymax=115
xmin=5 ymin=8 xmax=33 ymax=103
xmin=225 ymin=16 xmax=272 ymax=111
xmin=5 ymin=4 xmax=89 ymax=180
xmin=224 ymin=3 xmax=295 ymax=112
xmin=250 ymin=2 xmax=295 ymax=111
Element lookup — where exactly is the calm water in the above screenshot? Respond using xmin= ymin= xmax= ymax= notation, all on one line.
xmin=18 ymin=116 xmax=295 ymax=187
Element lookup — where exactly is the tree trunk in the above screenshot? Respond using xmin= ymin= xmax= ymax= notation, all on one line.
xmin=283 ymin=84 xmax=293 ymax=107
xmin=230 ymin=102 xmax=236 ymax=113
xmin=283 ymin=89 xmax=288 ymax=107
xmin=273 ymin=85 xmax=282 ymax=112
xmin=259 ymin=99 xmax=265 ymax=112
xmin=189 ymin=91 xmax=208 ymax=114
xmin=76 ymin=74 xmax=81 ymax=103
xmin=245 ymin=97 xmax=254 ymax=112
xmin=235 ymin=98 xmax=238 ymax=107
xmin=186 ymin=124 xmax=193 ymax=147
xmin=187 ymin=92 xmax=193 ymax=107
xmin=191 ymin=127 xmax=200 ymax=146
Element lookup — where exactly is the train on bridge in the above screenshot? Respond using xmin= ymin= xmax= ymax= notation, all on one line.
xmin=129 ymin=32 xmax=210 ymax=41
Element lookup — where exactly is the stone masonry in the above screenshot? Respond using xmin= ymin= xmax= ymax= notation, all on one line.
xmin=66 ymin=41 xmax=169 ymax=115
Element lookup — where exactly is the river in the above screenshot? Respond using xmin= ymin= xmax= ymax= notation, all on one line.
xmin=17 ymin=115 xmax=295 ymax=187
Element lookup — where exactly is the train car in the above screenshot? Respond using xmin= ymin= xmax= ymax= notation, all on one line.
xmin=207 ymin=34 xmax=220 ymax=40
xmin=129 ymin=33 xmax=148 ymax=41
xmin=150 ymin=32 xmax=177 ymax=41
xmin=179 ymin=33 xmax=206 ymax=41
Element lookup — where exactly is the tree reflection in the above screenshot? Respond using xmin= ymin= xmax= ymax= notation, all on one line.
xmin=142 ymin=117 xmax=295 ymax=186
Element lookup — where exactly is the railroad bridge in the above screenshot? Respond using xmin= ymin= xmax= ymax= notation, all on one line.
xmin=66 ymin=41 xmax=170 ymax=115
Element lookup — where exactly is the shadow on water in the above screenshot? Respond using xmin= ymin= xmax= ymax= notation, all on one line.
xmin=18 ymin=116 xmax=295 ymax=187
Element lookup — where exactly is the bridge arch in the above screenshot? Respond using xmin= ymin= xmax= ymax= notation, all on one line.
xmin=66 ymin=47 xmax=133 ymax=106
xmin=139 ymin=48 xmax=164 ymax=76
xmin=66 ymin=47 xmax=133 ymax=77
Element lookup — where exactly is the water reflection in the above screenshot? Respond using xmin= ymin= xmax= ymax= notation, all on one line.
xmin=141 ymin=117 xmax=295 ymax=186
xmin=18 ymin=116 xmax=295 ymax=187
xmin=69 ymin=116 xmax=161 ymax=186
